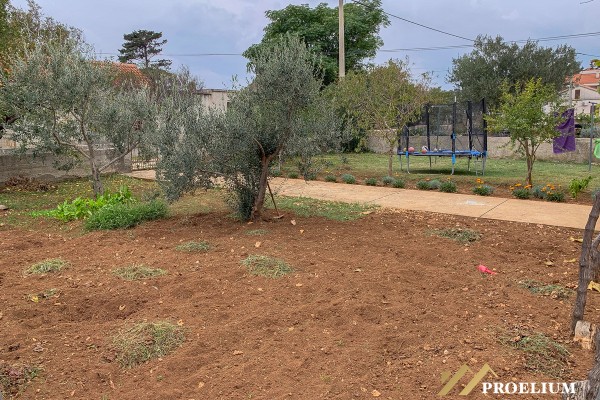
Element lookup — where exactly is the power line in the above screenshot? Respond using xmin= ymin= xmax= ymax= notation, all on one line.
xmin=381 ymin=31 xmax=600 ymax=53
xmin=349 ymin=0 xmax=474 ymax=42
xmin=95 ymin=52 xmax=243 ymax=57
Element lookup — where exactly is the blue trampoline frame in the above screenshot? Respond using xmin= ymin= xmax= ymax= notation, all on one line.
xmin=398 ymin=100 xmax=488 ymax=175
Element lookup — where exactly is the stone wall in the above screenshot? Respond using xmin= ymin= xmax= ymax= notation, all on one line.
xmin=368 ymin=134 xmax=598 ymax=164
xmin=0 ymin=149 xmax=132 ymax=184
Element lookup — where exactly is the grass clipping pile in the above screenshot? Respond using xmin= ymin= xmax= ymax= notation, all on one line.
xmin=112 ymin=322 xmax=185 ymax=368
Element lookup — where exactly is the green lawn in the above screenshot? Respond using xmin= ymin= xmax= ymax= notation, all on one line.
xmin=280 ymin=153 xmax=599 ymax=190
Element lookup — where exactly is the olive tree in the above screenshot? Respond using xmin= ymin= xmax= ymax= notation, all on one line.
xmin=156 ymin=36 xmax=342 ymax=221
xmin=0 ymin=38 xmax=157 ymax=195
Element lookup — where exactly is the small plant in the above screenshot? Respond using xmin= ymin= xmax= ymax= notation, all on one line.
xmin=0 ymin=362 xmax=41 ymax=397
xmin=25 ymin=258 xmax=67 ymax=275
xmin=304 ymin=172 xmax=317 ymax=181
xmin=245 ymin=229 xmax=268 ymax=236
xmin=519 ymin=279 xmax=573 ymax=299
xmin=242 ymin=255 xmax=293 ymax=278
xmin=382 ymin=176 xmax=395 ymax=186
xmin=511 ymin=183 xmax=531 ymax=199
xmin=112 ymin=321 xmax=185 ymax=368
xmin=430 ymin=228 xmax=481 ymax=244
xmin=416 ymin=180 xmax=430 ymax=190
xmin=113 ymin=265 xmax=167 ymax=281
xmin=341 ymin=174 xmax=356 ymax=184
xmin=569 ymin=176 xmax=593 ymax=199
xmin=472 ymin=184 xmax=494 ymax=196
xmin=417 ymin=179 xmax=441 ymax=190
xmin=365 ymin=177 xmax=378 ymax=186
xmin=440 ymin=181 xmax=457 ymax=193
xmin=532 ymin=186 xmax=546 ymax=199
xmin=499 ymin=328 xmax=569 ymax=378
xmin=288 ymin=172 xmax=299 ymax=179
xmin=392 ymin=179 xmax=405 ymax=189
xmin=270 ymin=169 xmax=282 ymax=177
xmin=84 ymin=200 xmax=168 ymax=230
xmin=324 ymin=175 xmax=337 ymax=183
xmin=175 ymin=241 xmax=211 ymax=253
xmin=36 ymin=185 xmax=135 ymax=221
xmin=428 ymin=179 xmax=442 ymax=190
xmin=546 ymin=191 xmax=565 ymax=202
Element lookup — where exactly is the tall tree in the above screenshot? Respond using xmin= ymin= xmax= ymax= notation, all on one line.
xmin=118 ymin=30 xmax=172 ymax=70
xmin=1 ymin=38 xmax=158 ymax=195
xmin=486 ymin=78 xmax=564 ymax=186
xmin=448 ymin=35 xmax=580 ymax=109
xmin=244 ymin=1 xmax=389 ymax=86
xmin=332 ymin=59 xmax=430 ymax=176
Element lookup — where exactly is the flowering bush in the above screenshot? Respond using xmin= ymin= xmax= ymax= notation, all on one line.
xmin=511 ymin=183 xmax=531 ymax=199
xmin=472 ymin=178 xmax=494 ymax=196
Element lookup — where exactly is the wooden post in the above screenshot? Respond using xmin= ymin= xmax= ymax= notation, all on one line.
xmin=572 ymin=194 xmax=600 ymax=334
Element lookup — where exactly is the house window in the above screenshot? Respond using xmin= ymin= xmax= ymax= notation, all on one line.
xmin=574 ymin=89 xmax=581 ymax=100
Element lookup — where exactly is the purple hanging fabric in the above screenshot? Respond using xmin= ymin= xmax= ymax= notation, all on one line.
xmin=553 ymin=108 xmax=576 ymax=154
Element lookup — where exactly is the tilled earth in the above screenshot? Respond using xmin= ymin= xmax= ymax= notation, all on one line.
xmin=0 ymin=209 xmax=598 ymax=399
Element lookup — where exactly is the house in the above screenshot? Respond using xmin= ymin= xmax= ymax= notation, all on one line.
xmin=564 ymin=68 xmax=600 ymax=115
xmin=198 ymin=88 xmax=234 ymax=111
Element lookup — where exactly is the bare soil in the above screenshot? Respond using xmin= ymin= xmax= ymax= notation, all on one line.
xmin=1 ymin=209 xmax=599 ymax=399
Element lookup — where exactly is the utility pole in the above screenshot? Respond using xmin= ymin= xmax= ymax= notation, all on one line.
xmin=338 ymin=0 xmax=345 ymax=79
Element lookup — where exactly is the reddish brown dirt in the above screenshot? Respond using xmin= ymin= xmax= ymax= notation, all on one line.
xmin=1 ymin=210 xmax=599 ymax=399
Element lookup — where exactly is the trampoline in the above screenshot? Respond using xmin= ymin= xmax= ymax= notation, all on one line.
xmin=398 ymin=100 xmax=488 ymax=175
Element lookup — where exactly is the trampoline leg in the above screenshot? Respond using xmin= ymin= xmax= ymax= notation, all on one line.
xmin=468 ymin=157 xmax=471 ymax=172
xmin=407 ymin=156 xmax=411 ymax=174
xmin=398 ymin=155 xmax=403 ymax=172
xmin=429 ymin=156 xmax=432 ymax=170
xmin=482 ymin=156 xmax=487 ymax=175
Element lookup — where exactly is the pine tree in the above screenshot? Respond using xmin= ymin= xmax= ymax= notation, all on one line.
xmin=118 ymin=30 xmax=171 ymax=70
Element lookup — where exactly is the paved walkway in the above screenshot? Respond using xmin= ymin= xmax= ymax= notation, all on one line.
xmin=125 ymin=170 xmax=597 ymax=230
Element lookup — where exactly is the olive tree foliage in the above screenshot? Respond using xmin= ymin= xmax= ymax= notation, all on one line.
xmin=331 ymin=59 xmax=430 ymax=176
xmin=1 ymin=0 xmax=81 ymax=130
xmin=486 ymin=78 xmax=563 ymax=186
xmin=0 ymin=38 xmax=158 ymax=195
xmin=156 ymin=36 xmax=342 ymax=221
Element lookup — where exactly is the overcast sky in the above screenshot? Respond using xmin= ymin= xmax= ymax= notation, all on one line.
xmin=10 ymin=0 xmax=600 ymax=89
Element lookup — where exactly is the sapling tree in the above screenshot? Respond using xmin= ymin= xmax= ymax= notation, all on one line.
xmin=486 ymin=78 xmax=563 ymax=186
xmin=332 ymin=59 xmax=430 ymax=176
xmin=0 ymin=38 xmax=157 ymax=195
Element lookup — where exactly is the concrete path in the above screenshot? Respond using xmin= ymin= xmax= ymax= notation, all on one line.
xmin=125 ymin=170 xmax=596 ymax=230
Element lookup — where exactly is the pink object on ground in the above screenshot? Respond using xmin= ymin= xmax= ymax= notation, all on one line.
xmin=477 ymin=264 xmax=497 ymax=275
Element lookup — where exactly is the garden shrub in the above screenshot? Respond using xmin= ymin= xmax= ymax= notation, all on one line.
xmin=85 ymin=200 xmax=167 ymax=230
xmin=365 ymin=177 xmax=377 ymax=186
xmin=546 ymin=191 xmax=565 ymax=202
xmin=417 ymin=179 xmax=441 ymax=190
xmin=324 ymin=175 xmax=337 ymax=182
xmin=511 ymin=184 xmax=531 ymax=199
xmin=382 ymin=176 xmax=395 ymax=186
xmin=440 ymin=181 xmax=457 ymax=193
xmin=392 ymin=179 xmax=405 ymax=188
xmin=532 ymin=186 xmax=546 ymax=199
xmin=341 ymin=174 xmax=356 ymax=184
xmin=472 ymin=184 xmax=494 ymax=196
